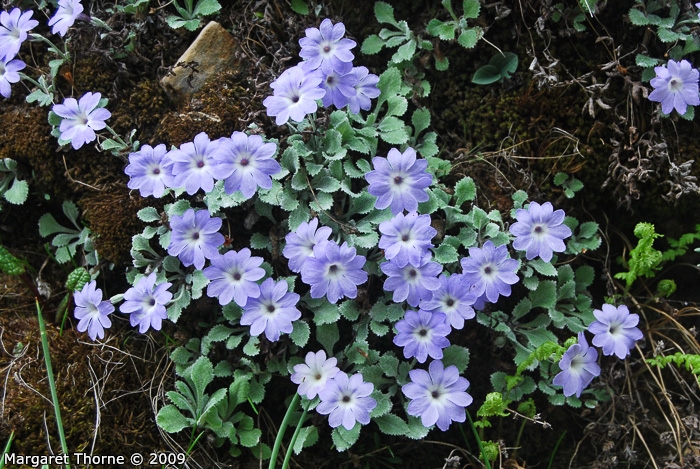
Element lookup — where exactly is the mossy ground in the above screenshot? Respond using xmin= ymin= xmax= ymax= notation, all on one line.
xmin=1 ymin=0 xmax=700 ymax=468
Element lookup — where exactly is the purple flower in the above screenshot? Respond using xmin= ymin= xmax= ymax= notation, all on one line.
xmin=73 ymin=280 xmax=114 ymax=341
xmin=319 ymin=69 xmax=358 ymax=109
xmin=346 ymin=66 xmax=380 ymax=114
xmin=365 ymin=147 xmax=433 ymax=215
xmin=420 ymin=274 xmax=476 ymax=330
xmin=648 ymin=59 xmax=700 ymax=115
xmin=168 ymin=132 xmax=226 ymax=195
xmin=125 ymin=144 xmax=175 ymax=198
xmin=263 ymin=65 xmax=326 ymax=125
xmin=240 ymin=277 xmax=301 ymax=342
xmin=588 ymin=304 xmax=643 ymax=359
xmin=167 ymin=208 xmax=224 ymax=270
xmin=460 ymin=241 xmax=519 ymax=304
xmin=381 ymin=255 xmax=441 ymax=307
xmin=301 ymin=240 xmax=368 ymax=304
xmin=213 ymin=132 xmax=281 ymax=198
xmin=203 ymin=248 xmax=264 ymax=306
xmin=0 ymin=55 xmax=24 ymax=98
xmin=552 ymin=332 xmax=601 ymax=398
xmin=119 ymin=273 xmax=173 ymax=334
xmin=48 ymin=0 xmax=84 ymax=37
xmin=0 ymin=8 xmax=38 ymax=60
xmin=291 ymin=350 xmax=340 ymax=399
xmin=402 ymin=360 xmax=473 ymax=431
xmin=203 ymin=248 xmax=265 ymax=307
xmin=509 ymin=201 xmax=572 ymax=262
xmin=317 ymin=372 xmax=376 ymax=430
xmin=378 ymin=211 xmax=436 ymax=268
xmin=282 ymin=217 xmax=333 ymax=273
xmin=299 ymin=18 xmax=356 ymax=75
xmin=52 ymin=92 xmax=111 ymax=150
xmin=393 ymin=310 xmax=451 ymax=363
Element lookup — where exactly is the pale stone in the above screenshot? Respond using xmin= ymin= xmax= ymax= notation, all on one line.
xmin=161 ymin=21 xmax=241 ymax=103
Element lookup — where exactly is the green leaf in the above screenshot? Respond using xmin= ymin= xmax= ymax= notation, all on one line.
xmin=375 ymin=414 xmax=410 ymax=435
xmin=529 ymin=259 xmax=557 ymax=277
xmin=657 ymin=27 xmax=680 ymax=43
xmin=290 ymin=0 xmax=309 ymax=15
xmin=65 ymin=267 xmax=91 ymax=292
xmin=137 ymin=207 xmax=160 ymax=223
xmin=392 ymin=39 xmax=417 ymax=63
xmin=331 ymin=424 xmax=361 ymax=451
xmin=463 ymin=0 xmax=480 ymax=18
xmin=317 ymin=322 xmax=340 ymax=354
xmin=189 ymin=357 xmax=214 ymax=403
xmin=628 ymin=8 xmax=649 ymax=26
xmin=472 ymin=64 xmax=501 ymax=85
xmin=457 ymin=28 xmax=479 ymax=48
xmin=454 ymin=176 xmax=476 ymax=205
xmin=312 ymin=301 xmax=341 ymax=325
xmin=386 ymin=95 xmax=408 ymax=118
xmin=635 ymin=54 xmax=660 ymax=68
xmin=156 ymin=405 xmax=193 ymax=433
xmin=435 ymin=55 xmax=449 ymax=71
xmin=441 ymin=345 xmax=470 ymax=373
xmin=290 ymin=320 xmax=310 ymax=347
xmin=3 ymin=178 xmax=28 ymax=205
xmin=313 ymin=175 xmax=342 ymax=193
xmin=193 ymin=0 xmax=221 ymax=17
xmin=374 ymin=1 xmax=398 ymax=26
xmin=377 ymin=67 xmax=402 ymax=99
xmin=293 ymin=426 xmax=318 ymax=454
xmin=432 ymin=243 xmax=459 ymax=264
xmin=530 ymin=280 xmax=557 ymax=310
xmin=427 ymin=18 xmax=456 ymax=41
xmin=361 ymin=34 xmax=386 ymax=54
xmin=412 ymin=108 xmax=431 ymax=135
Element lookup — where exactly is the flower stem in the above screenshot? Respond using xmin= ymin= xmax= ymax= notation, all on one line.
xmin=465 ymin=410 xmax=491 ymax=469
xmin=29 ymin=33 xmax=70 ymax=62
xmin=281 ymin=398 xmax=311 ymax=469
xmin=268 ymin=392 xmax=300 ymax=469
xmin=36 ymin=299 xmax=71 ymax=468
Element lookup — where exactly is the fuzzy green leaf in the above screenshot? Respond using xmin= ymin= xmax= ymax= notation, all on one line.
xmin=454 ymin=176 xmax=476 ymax=205
xmin=374 ymin=1 xmax=398 ymax=25
xmin=290 ymin=320 xmax=310 ymax=347
xmin=317 ymin=322 xmax=340 ymax=354
xmin=362 ymin=34 xmax=386 ymax=54
xmin=375 ymin=414 xmax=410 ymax=435
xmin=3 ymin=176 xmax=27 ymax=205
xmin=331 ymin=424 xmax=361 ymax=451
xmin=137 ymin=207 xmax=160 ymax=223
xmin=156 ymin=405 xmax=193 ymax=433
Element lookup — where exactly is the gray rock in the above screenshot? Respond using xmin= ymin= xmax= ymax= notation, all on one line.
xmin=161 ymin=21 xmax=242 ymax=104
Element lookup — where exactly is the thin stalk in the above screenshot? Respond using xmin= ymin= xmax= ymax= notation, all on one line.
xmin=465 ymin=410 xmax=491 ymax=469
xmin=268 ymin=393 xmax=300 ymax=469
xmin=36 ymin=300 xmax=71 ymax=468
xmin=29 ymin=33 xmax=70 ymax=62
xmin=0 ymin=431 xmax=14 ymax=469
xmin=281 ymin=399 xmax=311 ymax=469
xmin=547 ymin=429 xmax=567 ymax=469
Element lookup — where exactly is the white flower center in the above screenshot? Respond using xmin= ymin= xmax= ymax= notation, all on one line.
xmin=668 ymin=77 xmax=684 ymax=92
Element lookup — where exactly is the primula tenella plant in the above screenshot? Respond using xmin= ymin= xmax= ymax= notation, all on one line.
xmin=98 ymin=13 xmax=625 ymax=463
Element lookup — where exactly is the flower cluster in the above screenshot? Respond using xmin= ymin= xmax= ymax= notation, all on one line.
xmin=0 ymin=7 xmax=35 ymax=98
xmin=554 ymin=303 xmax=643 ymax=397
xmin=125 ymin=131 xmax=281 ymax=198
xmin=291 ymin=351 xmax=377 ymax=431
xmin=1 ymin=2 xmax=84 ymax=99
xmin=263 ymin=18 xmax=380 ymax=125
